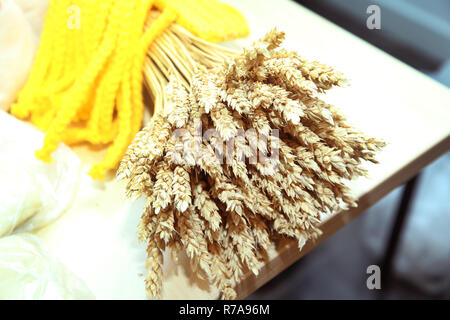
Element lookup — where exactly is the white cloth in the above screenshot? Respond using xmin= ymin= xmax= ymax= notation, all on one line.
xmin=0 ymin=0 xmax=48 ymax=110
xmin=0 ymin=110 xmax=81 ymax=237
xmin=0 ymin=234 xmax=94 ymax=299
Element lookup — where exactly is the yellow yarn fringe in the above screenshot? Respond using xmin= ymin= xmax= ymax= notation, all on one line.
xmin=11 ymin=0 xmax=249 ymax=180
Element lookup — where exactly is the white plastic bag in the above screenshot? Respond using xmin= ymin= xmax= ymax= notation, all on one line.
xmin=0 ymin=110 xmax=81 ymax=236
xmin=13 ymin=0 xmax=49 ymax=36
xmin=0 ymin=0 xmax=48 ymax=111
xmin=0 ymin=233 xmax=94 ymax=299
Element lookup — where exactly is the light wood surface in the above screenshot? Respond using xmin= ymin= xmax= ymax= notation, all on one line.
xmin=35 ymin=0 xmax=450 ymax=299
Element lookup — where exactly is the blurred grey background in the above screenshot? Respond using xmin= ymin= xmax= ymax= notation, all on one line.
xmin=248 ymin=0 xmax=450 ymax=300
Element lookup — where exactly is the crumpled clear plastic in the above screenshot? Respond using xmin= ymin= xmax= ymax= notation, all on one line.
xmin=0 ymin=233 xmax=94 ymax=299
xmin=0 ymin=0 xmax=48 ymax=110
xmin=0 ymin=111 xmax=81 ymax=237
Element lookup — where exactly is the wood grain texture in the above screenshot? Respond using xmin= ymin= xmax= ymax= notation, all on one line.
xmin=36 ymin=0 xmax=450 ymax=299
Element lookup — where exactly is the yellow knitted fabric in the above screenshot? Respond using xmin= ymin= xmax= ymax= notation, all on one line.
xmin=155 ymin=0 xmax=249 ymax=43
xmin=11 ymin=0 xmax=248 ymax=180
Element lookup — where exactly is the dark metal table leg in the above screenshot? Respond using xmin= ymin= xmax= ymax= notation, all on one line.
xmin=381 ymin=174 xmax=420 ymax=291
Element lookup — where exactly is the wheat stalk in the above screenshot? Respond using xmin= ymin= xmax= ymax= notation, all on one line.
xmin=118 ymin=29 xmax=385 ymax=300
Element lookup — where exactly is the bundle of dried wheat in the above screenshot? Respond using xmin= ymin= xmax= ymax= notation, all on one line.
xmin=118 ymin=30 xmax=385 ymax=300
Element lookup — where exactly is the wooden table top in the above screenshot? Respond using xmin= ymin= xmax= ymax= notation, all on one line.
xmin=36 ymin=0 xmax=450 ymax=299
